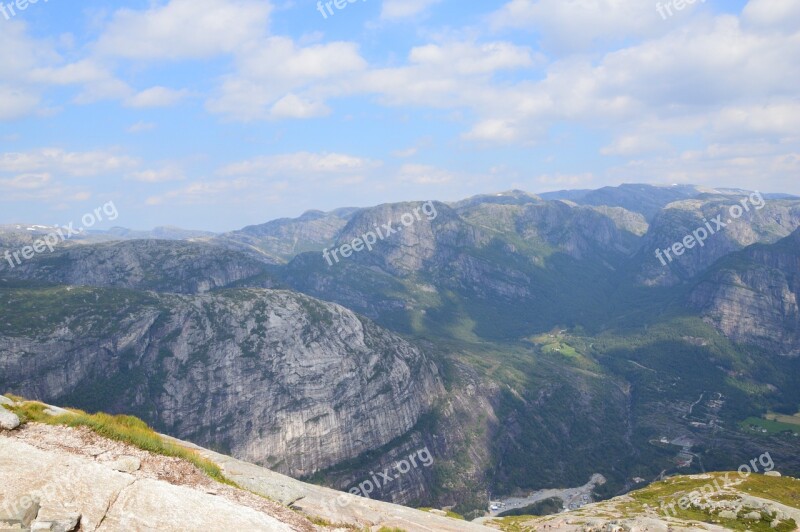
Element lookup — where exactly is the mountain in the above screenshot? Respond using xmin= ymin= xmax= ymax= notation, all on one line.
xmin=2 ymin=184 xmax=800 ymax=521
xmin=485 ymin=471 xmax=800 ymax=531
xmin=0 ymin=281 xmax=442 ymax=477
xmin=690 ymin=228 xmax=800 ymax=355
xmin=217 ymin=207 xmax=360 ymax=262
xmin=540 ymin=183 xmax=702 ymax=220
xmin=0 ymin=239 xmax=275 ymax=294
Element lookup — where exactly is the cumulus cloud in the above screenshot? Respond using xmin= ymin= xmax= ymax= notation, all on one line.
xmin=95 ymin=0 xmax=272 ymax=60
xmin=488 ymin=0 xmax=686 ymax=52
xmin=0 ymin=149 xmax=138 ymax=177
xmin=206 ymin=38 xmax=366 ymax=121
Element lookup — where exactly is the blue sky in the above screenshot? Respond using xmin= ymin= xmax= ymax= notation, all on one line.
xmin=0 ymin=0 xmax=797 ymax=231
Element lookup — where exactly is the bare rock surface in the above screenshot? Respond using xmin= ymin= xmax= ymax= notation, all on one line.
xmin=1 ymin=420 xmax=491 ymax=532
xmin=0 ymin=409 xmax=19 ymax=430
xmin=0 ymin=423 xmax=314 ymax=531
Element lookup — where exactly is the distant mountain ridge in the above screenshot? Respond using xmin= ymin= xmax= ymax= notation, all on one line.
xmin=2 ymin=183 xmax=800 ymax=519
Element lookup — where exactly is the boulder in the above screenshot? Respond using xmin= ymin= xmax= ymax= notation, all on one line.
xmin=0 ymin=409 xmax=20 ymax=431
xmin=718 ymin=510 xmax=737 ymax=519
xmin=31 ymin=511 xmax=81 ymax=532
xmin=0 ymin=395 xmax=13 ymax=407
xmin=764 ymin=471 xmax=782 ymax=477
xmin=0 ymin=496 xmax=40 ymax=528
xmin=107 ymin=456 xmax=141 ymax=474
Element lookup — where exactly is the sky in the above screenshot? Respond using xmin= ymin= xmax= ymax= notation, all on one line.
xmin=0 ymin=0 xmax=798 ymax=231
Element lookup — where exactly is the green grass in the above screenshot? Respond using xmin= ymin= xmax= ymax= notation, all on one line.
xmin=417 ymin=507 xmax=465 ymax=520
xmin=740 ymin=416 xmax=799 ymax=435
xmin=764 ymin=412 xmax=800 ymax=426
xmin=7 ymin=399 xmax=235 ymax=486
xmin=739 ymin=474 xmax=800 ymax=509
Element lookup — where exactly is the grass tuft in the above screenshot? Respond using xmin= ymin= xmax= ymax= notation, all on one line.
xmin=8 ymin=399 xmax=236 ymax=487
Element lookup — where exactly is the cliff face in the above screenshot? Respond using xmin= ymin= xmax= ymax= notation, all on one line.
xmin=689 ymin=229 xmax=800 ymax=355
xmin=2 ymin=239 xmax=273 ymax=294
xmin=638 ymin=196 xmax=800 ymax=287
xmin=0 ymin=284 xmax=442 ymax=476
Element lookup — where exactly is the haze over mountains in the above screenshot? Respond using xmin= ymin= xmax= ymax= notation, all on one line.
xmin=2 ymin=183 xmax=800 ymax=521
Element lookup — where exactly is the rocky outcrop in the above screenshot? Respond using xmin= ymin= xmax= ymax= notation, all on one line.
xmin=689 ymin=229 xmax=800 ymax=354
xmin=219 ymin=208 xmax=359 ymax=262
xmin=0 ymin=416 xmax=493 ymax=532
xmin=0 ymin=285 xmax=443 ymax=477
xmin=638 ymin=195 xmax=800 ymax=286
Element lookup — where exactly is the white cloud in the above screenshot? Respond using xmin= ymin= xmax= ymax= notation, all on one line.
xmin=409 ymin=41 xmax=537 ymax=75
xmin=0 ymin=173 xmax=51 ymax=190
xmin=269 ymin=93 xmax=330 ymax=118
xmin=127 ymin=121 xmax=157 ymax=133
xmin=0 ymin=86 xmax=41 ymax=120
xmin=206 ymin=37 xmax=366 ymax=121
xmin=488 ymin=0 xmax=681 ymax=52
xmin=396 ymin=163 xmax=453 ymax=185
xmin=463 ymin=119 xmax=520 ymax=142
xmin=742 ymin=0 xmax=800 ymax=32
xmin=601 ymin=135 xmax=673 ymax=156
xmin=146 ymin=178 xmax=254 ymax=206
xmin=0 ymin=149 xmax=138 ymax=177
xmin=96 ymin=0 xmax=272 ymax=60
xmin=124 ymin=86 xmax=189 ymax=108
xmin=127 ymin=165 xmax=185 ymax=183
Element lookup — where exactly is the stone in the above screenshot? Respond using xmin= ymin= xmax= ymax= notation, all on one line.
xmin=718 ymin=510 xmax=737 ymax=519
xmin=0 ymin=395 xmax=13 ymax=407
xmin=0 ymin=496 xmax=40 ymax=528
xmin=764 ymin=471 xmax=782 ymax=477
xmin=744 ymin=511 xmax=762 ymax=520
xmin=0 ymin=410 xmax=20 ymax=431
xmin=107 ymin=456 xmax=141 ymax=473
xmin=42 ymin=406 xmax=72 ymax=417
xmin=32 ymin=510 xmax=80 ymax=532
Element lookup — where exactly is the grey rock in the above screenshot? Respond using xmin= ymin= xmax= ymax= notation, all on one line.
xmin=0 ymin=288 xmax=442 ymax=477
xmin=31 ymin=511 xmax=80 ymax=532
xmin=0 ymin=496 xmax=40 ymax=528
xmin=0 ymin=395 xmax=13 ymax=407
xmin=718 ymin=510 xmax=738 ymax=519
xmin=107 ymin=456 xmax=141 ymax=473
xmin=0 ymin=410 xmax=20 ymax=431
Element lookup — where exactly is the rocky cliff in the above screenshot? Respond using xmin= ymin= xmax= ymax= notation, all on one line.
xmin=0 ymin=282 xmax=443 ymax=477
xmin=0 ymin=397 xmax=491 ymax=532
xmin=689 ymin=229 xmax=800 ymax=355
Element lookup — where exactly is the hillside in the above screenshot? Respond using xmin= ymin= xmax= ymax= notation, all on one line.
xmin=0 ymin=395 xmax=490 ymax=532
xmin=485 ymin=471 xmax=800 ymax=531
xmin=2 ymin=185 xmax=800 ymax=518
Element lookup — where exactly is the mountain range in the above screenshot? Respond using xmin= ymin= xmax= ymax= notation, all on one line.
xmin=2 ymin=183 xmax=799 ymax=520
